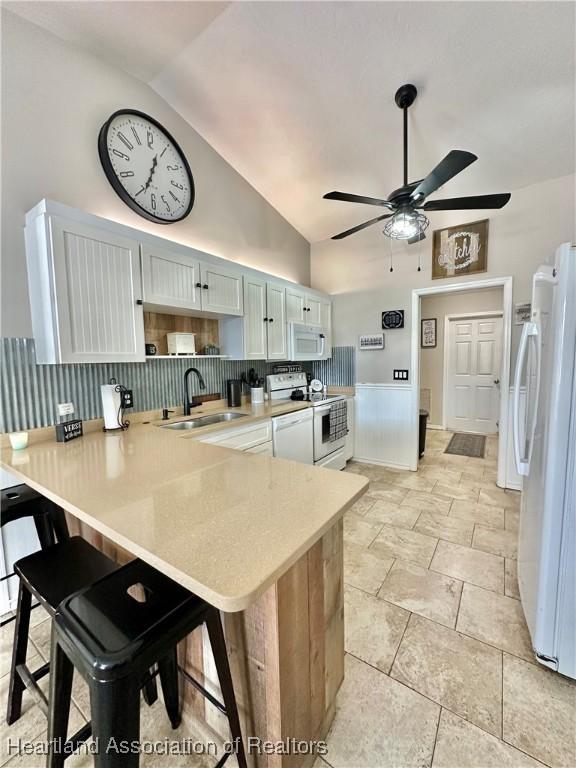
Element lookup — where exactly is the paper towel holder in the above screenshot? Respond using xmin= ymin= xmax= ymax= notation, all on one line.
xmin=101 ymin=378 xmax=133 ymax=432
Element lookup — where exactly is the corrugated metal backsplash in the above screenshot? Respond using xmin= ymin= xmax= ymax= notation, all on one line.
xmin=1 ymin=338 xmax=355 ymax=432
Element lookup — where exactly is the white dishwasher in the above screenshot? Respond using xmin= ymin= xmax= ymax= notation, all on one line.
xmin=272 ymin=408 xmax=314 ymax=464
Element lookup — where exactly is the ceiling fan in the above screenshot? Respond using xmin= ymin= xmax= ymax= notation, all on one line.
xmin=324 ymin=84 xmax=511 ymax=242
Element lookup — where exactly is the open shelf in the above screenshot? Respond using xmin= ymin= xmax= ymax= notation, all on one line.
xmin=145 ymin=355 xmax=229 ymax=360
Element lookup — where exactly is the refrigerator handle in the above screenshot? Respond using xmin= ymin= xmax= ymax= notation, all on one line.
xmin=513 ymin=322 xmax=539 ymax=477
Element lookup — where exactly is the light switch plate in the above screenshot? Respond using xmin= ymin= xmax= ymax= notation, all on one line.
xmin=57 ymin=402 xmax=74 ymax=416
xmin=393 ymin=369 xmax=409 ymax=381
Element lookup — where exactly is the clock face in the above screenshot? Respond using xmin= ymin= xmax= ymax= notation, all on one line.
xmin=98 ymin=110 xmax=194 ymax=223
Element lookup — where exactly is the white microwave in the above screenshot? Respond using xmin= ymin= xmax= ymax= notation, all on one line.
xmin=288 ymin=323 xmax=330 ymax=361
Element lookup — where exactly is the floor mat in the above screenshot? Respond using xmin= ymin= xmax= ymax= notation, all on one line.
xmin=445 ymin=432 xmax=486 ymax=458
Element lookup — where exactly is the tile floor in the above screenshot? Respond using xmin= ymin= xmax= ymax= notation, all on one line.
xmin=1 ymin=430 xmax=575 ymax=768
xmin=324 ymin=429 xmax=576 ymax=768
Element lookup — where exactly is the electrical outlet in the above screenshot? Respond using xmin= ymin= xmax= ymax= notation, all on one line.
xmin=393 ymin=369 xmax=409 ymax=381
xmin=121 ymin=389 xmax=134 ymax=409
xmin=57 ymin=402 xmax=74 ymax=416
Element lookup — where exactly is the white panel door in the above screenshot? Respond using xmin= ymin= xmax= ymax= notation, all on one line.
xmin=286 ymin=286 xmax=306 ymax=323
xmin=200 ymin=262 xmax=243 ymax=315
xmin=242 ymin=277 xmax=267 ymax=359
xmin=306 ymin=295 xmax=322 ymax=326
xmin=446 ymin=315 xmax=503 ymax=434
xmin=50 ymin=217 xmax=145 ymax=362
xmin=141 ymin=245 xmax=201 ymax=311
xmin=266 ymin=282 xmax=288 ymax=360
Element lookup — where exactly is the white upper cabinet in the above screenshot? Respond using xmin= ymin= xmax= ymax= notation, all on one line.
xmin=141 ymin=245 xmax=202 ymax=312
xmin=200 ymin=262 xmax=243 ymax=316
xmin=266 ymin=282 xmax=288 ymax=360
xmin=307 ymin=296 xmax=322 ymax=326
xmin=243 ymin=277 xmax=268 ymax=359
xmin=26 ymin=216 xmax=145 ymax=363
xmin=285 ymin=286 xmax=327 ymax=328
xmin=286 ymin=286 xmax=306 ymax=324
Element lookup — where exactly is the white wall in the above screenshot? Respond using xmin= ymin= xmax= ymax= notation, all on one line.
xmin=0 ymin=11 xmax=310 ymax=339
xmin=311 ymin=174 xmax=575 ymax=384
xmin=420 ymin=287 xmax=503 ymax=426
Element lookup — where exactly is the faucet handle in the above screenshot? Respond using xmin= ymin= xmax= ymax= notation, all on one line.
xmin=162 ymin=408 xmax=175 ymax=421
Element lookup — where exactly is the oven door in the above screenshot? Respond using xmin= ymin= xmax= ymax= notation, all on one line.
xmin=289 ymin=323 xmax=327 ymax=361
xmin=313 ymin=404 xmax=347 ymax=461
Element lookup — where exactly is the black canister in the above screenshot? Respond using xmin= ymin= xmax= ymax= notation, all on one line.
xmin=226 ymin=379 xmax=242 ymax=408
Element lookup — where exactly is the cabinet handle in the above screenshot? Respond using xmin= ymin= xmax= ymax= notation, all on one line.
xmin=203 ymin=284 xmax=209 ymax=290
xmin=195 ymin=282 xmax=202 ymax=288
xmin=264 ymin=317 xmax=268 ymax=322
xmin=136 ymin=299 xmax=143 ymax=305
xmin=269 ymin=318 xmax=274 ymax=323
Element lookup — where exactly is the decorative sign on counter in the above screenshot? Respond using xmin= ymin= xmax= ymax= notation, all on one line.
xmin=421 ymin=318 xmax=437 ymax=348
xmin=382 ymin=310 xmax=405 ymax=329
xmin=55 ymin=419 xmax=83 ymax=443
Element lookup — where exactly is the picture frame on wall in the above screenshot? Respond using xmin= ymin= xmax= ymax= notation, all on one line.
xmin=432 ymin=218 xmax=489 ymax=279
xmin=421 ymin=318 xmax=437 ymax=348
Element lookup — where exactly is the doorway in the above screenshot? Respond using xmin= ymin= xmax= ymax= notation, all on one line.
xmin=444 ymin=311 xmax=503 ymax=434
xmin=410 ymin=276 xmax=513 ymax=487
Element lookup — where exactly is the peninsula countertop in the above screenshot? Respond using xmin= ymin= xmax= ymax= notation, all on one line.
xmin=0 ymin=419 xmax=367 ymax=611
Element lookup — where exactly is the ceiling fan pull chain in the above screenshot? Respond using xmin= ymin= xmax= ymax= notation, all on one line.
xmin=417 ymin=249 xmax=421 ymax=272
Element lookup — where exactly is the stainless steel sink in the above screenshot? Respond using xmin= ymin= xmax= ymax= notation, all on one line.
xmin=161 ymin=412 xmax=248 ymax=430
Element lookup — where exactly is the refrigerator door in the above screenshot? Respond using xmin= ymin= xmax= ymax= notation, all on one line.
xmin=518 ymin=243 xmax=576 ymax=672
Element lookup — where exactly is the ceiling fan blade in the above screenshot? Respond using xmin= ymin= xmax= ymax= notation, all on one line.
xmin=407 ymin=232 xmax=426 ymax=244
xmin=324 ymin=191 xmax=393 ymax=208
xmin=423 ymin=193 xmax=511 ymax=211
xmin=410 ymin=150 xmax=477 ymax=202
xmin=331 ymin=213 xmax=393 ymax=240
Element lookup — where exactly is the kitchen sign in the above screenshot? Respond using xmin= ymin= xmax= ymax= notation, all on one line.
xmin=432 ymin=219 xmax=488 ymax=280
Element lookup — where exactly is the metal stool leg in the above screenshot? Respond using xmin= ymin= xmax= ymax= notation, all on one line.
xmin=33 ymin=512 xmax=56 ymax=550
xmin=47 ymin=632 xmax=74 ymax=768
xmin=90 ymin=676 xmax=141 ymax=768
xmin=6 ymin=581 xmax=32 ymax=725
xmin=158 ymin=648 xmax=181 ymax=729
xmin=206 ymin=610 xmax=247 ymax=768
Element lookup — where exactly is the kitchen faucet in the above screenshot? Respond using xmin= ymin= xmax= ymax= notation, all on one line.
xmin=183 ymin=367 xmax=206 ymax=415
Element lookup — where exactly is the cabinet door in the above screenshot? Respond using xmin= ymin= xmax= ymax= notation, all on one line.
xmin=320 ymin=299 xmax=332 ymax=330
xmin=243 ymin=277 xmax=267 ymax=359
xmin=306 ymin=295 xmax=322 ymax=326
xmin=200 ymin=263 xmax=243 ymax=315
xmin=285 ymin=286 xmax=306 ymax=323
xmin=266 ymin=283 xmax=288 ymax=360
xmin=50 ymin=218 xmax=145 ymax=362
xmin=141 ymin=245 xmax=201 ymax=311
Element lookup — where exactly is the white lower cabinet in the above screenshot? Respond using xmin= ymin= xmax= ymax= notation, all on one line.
xmin=245 ymin=441 xmax=273 ymax=455
xmin=26 ymin=214 xmax=145 ymax=363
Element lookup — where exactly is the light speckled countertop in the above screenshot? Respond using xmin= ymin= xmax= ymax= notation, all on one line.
xmin=1 ymin=403 xmax=366 ymax=612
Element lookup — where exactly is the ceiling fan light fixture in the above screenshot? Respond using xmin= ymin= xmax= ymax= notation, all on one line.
xmin=384 ymin=209 xmax=429 ymax=240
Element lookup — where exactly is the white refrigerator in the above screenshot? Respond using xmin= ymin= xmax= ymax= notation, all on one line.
xmin=513 ymin=242 xmax=576 ymax=679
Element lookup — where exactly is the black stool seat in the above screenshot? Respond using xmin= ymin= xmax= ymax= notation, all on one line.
xmin=48 ymin=559 xmax=247 ymax=768
xmin=15 ymin=536 xmax=118 ymax=613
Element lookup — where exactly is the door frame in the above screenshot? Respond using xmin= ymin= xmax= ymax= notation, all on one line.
xmin=410 ymin=276 xmax=513 ymax=488
xmin=442 ymin=310 xmax=504 ymax=432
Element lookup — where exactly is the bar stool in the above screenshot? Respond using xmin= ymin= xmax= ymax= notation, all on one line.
xmin=1 ymin=483 xmax=69 ymax=554
xmin=6 ymin=537 xmax=118 ymax=731
xmin=47 ymin=559 xmax=247 ymax=768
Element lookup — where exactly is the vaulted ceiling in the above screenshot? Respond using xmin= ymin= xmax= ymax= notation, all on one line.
xmin=7 ymin=1 xmax=575 ymax=243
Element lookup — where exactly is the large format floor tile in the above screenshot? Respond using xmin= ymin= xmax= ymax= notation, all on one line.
xmin=414 ymin=511 xmax=474 ymax=546
xmin=433 ymin=709 xmax=545 ymax=768
xmin=378 ymin=560 xmax=462 ymax=629
xmin=370 ymin=525 xmax=438 ymax=568
xmin=449 ymin=500 xmax=505 ymax=530
xmin=401 ymin=490 xmax=453 ymax=515
xmin=391 ymin=615 xmax=503 ymax=737
xmin=344 ymin=585 xmax=409 ymax=673
xmin=325 ymin=654 xmax=440 ymax=768
xmin=349 ymin=493 xmax=378 ymax=516
xmin=479 ymin=487 xmax=521 ymax=511
xmin=393 ymin=474 xmax=436 ymax=493
xmin=431 ymin=540 xmax=504 ymax=593
xmin=473 ymin=525 xmax=518 ymax=559
xmin=503 ymin=654 xmax=576 ymax=768
xmin=433 ymin=483 xmax=480 ymax=503
xmin=368 ymin=482 xmax=409 ymax=505
xmin=456 ymin=583 xmax=534 ymax=662
xmin=343 ymin=514 xmax=383 ymax=546
xmin=364 ymin=500 xmax=421 ymax=529
xmin=505 ymin=559 xmax=521 ymax=599
xmin=344 ymin=542 xmax=394 ymax=595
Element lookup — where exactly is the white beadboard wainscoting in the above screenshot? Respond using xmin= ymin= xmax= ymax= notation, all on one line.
xmin=354 ymin=384 xmax=414 ymax=469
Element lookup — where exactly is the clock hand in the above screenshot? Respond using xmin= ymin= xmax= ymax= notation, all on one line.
xmin=144 ymin=154 xmax=158 ymax=190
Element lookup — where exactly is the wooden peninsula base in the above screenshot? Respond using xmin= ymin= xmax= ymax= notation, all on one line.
xmin=68 ymin=515 xmax=344 ymax=768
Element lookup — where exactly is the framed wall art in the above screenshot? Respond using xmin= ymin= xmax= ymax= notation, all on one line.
xmin=421 ymin=318 xmax=437 ymax=348
xmin=432 ymin=219 xmax=488 ymax=280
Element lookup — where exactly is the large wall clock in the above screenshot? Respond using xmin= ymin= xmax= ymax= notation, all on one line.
xmin=98 ymin=109 xmax=195 ymax=224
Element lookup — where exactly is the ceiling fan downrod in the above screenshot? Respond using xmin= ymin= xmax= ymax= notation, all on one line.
xmin=394 ymin=84 xmax=417 ymax=187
